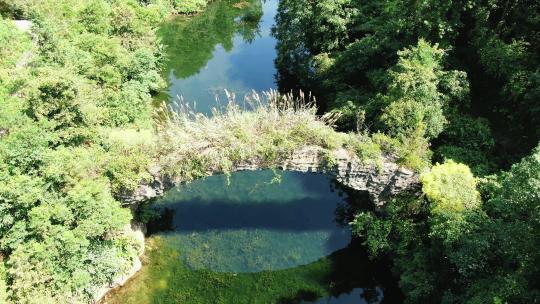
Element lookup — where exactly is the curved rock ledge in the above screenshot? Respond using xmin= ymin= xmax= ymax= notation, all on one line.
xmin=122 ymin=146 xmax=420 ymax=206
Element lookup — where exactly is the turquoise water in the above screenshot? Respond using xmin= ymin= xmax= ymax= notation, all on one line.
xmin=150 ymin=171 xmax=352 ymax=273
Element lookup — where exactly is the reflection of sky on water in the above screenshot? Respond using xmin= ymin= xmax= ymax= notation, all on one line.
xmin=303 ymin=288 xmax=383 ymax=304
xmin=166 ymin=0 xmax=278 ymax=115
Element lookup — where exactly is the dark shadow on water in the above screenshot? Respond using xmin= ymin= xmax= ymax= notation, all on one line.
xmin=145 ymin=196 xmax=354 ymax=263
xmin=143 ymin=171 xmax=377 ymax=266
xmin=146 ymin=171 xmax=368 ymax=235
xmin=142 ymin=170 xmax=370 ymax=273
xmin=278 ymin=239 xmax=404 ymax=304
xmin=150 ymin=197 xmax=354 ymax=232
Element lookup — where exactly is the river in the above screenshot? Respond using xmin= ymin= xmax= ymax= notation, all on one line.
xmin=104 ymin=1 xmax=401 ymax=303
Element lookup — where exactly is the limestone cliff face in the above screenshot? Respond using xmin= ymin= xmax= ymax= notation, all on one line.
xmin=121 ymin=146 xmax=420 ymax=206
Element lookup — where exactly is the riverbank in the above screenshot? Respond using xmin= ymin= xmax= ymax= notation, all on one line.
xmin=93 ymin=222 xmax=145 ymax=303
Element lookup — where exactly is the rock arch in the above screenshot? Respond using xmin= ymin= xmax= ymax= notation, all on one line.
xmin=123 ymin=146 xmax=419 ymax=206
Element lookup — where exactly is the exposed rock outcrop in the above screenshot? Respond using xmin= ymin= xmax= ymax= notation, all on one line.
xmin=122 ymin=146 xmax=420 ymax=206
xmin=12 ymin=20 xmax=36 ymax=70
xmin=12 ymin=20 xmax=33 ymax=32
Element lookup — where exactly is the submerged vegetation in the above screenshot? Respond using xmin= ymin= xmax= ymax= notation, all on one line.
xmin=104 ymin=236 xmax=394 ymax=304
xmin=0 ymin=0 xmax=538 ymax=303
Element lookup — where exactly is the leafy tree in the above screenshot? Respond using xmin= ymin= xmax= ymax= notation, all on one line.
xmin=467 ymin=0 xmax=540 ymax=149
xmin=456 ymin=144 xmax=540 ymax=302
xmin=172 ymin=0 xmax=210 ymax=14
xmin=78 ymin=0 xmax=111 ymax=34
xmin=0 ymin=262 xmax=7 ymax=303
xmin=0 ymin=19 xmax=31 ymax=68
xmin=0 ymin=0 xmax=167 ymax=302
xmin=434 ymin=115 xmax=496 ymax=176
xmin=379 ymin=40 xmax=468 ymax=140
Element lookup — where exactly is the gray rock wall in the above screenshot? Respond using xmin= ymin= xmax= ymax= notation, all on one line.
xmin=121 ymin=146 xmax=420 ymax=206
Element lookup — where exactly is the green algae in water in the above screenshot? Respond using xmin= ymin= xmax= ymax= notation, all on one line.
xmin=104 ymin=171 xmax=402 ymax=304
xmin=104 ymin=236 xmax=334 ymax=304
xmin=104 ymin=237 xmax=394 ymax=304
xmin=152 ymin=171 xmax=351 ymax=273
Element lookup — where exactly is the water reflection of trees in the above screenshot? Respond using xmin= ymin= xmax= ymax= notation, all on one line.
xmin=271 ymin=0 xmax=314 ymax=94
xmin=158 ymin=0 xmax=264 ymax=79
xmin=279 ymin=239 xmax=402 ymax=304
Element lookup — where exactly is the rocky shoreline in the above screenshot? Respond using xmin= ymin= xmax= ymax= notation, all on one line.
xmin=93 ymin=222 xmax=146 ymax=304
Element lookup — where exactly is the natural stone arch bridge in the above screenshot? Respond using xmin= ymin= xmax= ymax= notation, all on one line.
xmin=123 ymin=146 xmax=419 ymax=206
xmin=106 ymin=144 xmax=420 ymax=302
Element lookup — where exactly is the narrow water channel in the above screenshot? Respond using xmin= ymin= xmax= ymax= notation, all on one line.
xmin=104 ymin=1 xmax=401 ymax=303
xmin=157 ymin=0 xmax=278 ymax=114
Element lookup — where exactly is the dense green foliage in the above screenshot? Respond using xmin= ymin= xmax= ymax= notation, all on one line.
xmin=0 ymin=19 xmax=31 ymax=95
xmin=272 ymin=0 xmax=540 ymax=302
xmin=0 ymin=0 xmax=168 ymax=302
xmin=1 ymin=0 xmax=538 ymax=302
xmin=352 ymin=149 xmax=540 ymax=303
xmin=273 ymin=0 xmax=539 ymax=171
xmin=0 ymin=20 xmax=30 ymax=64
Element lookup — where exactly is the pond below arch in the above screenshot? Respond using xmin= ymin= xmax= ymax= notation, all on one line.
xmin=105 ymin=0 xmax=403 ymax=302
xmin=105 ymin=171 xmax=402 ymax=304
xmin=148 ymin=171 xmax=354 ymax=273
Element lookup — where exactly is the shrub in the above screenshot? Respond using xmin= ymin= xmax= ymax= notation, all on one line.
xmin=78 ymin=0 xmax=112 ymax=34
xmin=379 ymin=40 xmax=450 ymax=140
xmin=421 ymin=160 xmax=480 ymax=214
xmin=0 ymin=19 xmax=32 ymax=68
xmin=421 ymin=160 xmax=481 ymax=244
xmin=172 ymin=0 xmax=210 ymax=14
